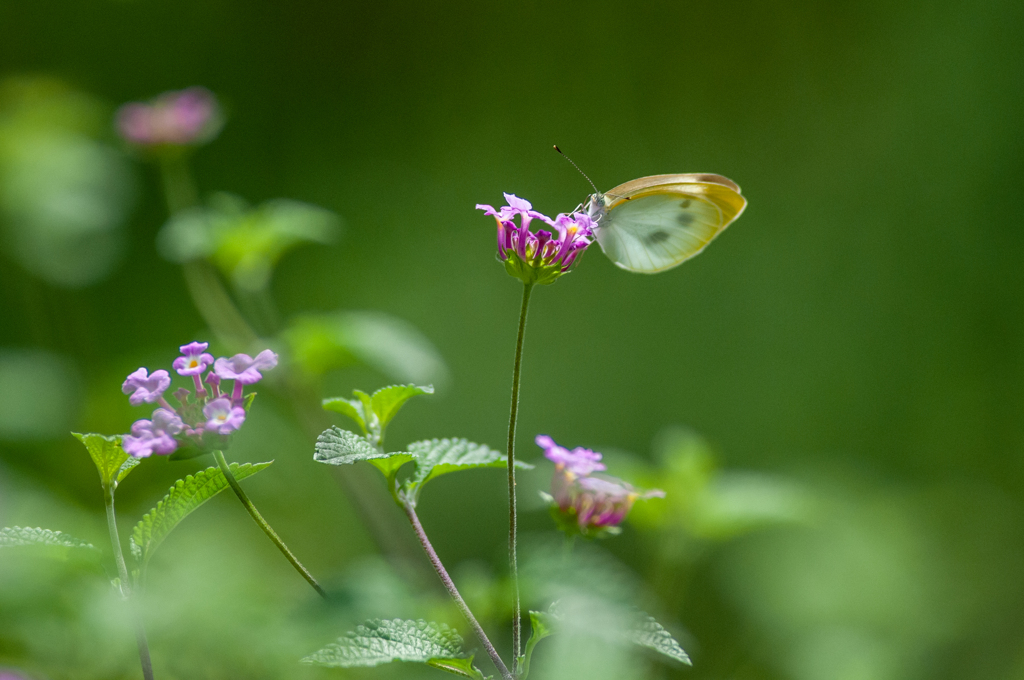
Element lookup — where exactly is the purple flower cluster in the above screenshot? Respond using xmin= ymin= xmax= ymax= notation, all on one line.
xmin=121 ymin=342 xmax=277 ymax=458
xmin=536 ymin=435 xmax=663 ymax=534
xmin=476 ymin=194 xmax=594 ymax=285
xmin=116 ymin=87 xmax=222 ymax=147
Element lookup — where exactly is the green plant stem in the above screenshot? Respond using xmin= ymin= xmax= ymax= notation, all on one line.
xmin=506 ymin=281 xmax=533 ymax=665
xmin=159 ymin=155 xmax=199 ymax=214
xmin=104 ymin=485 xmax=155 ymax=680
xmin=212 ymin=450 xmax=328 ymax=599
xmin=401 ymin=497 xmax=514 ymax=680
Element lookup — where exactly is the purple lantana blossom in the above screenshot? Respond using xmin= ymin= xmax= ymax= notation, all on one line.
xmin=173 ymin=341 xmax=215 ymax=376
xmin=537 ymin=434 xmax=663 ymax=536
xmin=119 ymin=340 xmax=277 ymax=458
xmin=536 ymin=434 xmax=606 ymax=478
xmin=575 ymin=475 xmax=665 ymax=529
xmin=477 ymin=194 xmax=594 ymax=285
xmin=116 ymin=87 xmax=223 ymax=147
xmin=122 ymin=368 xmax=172 ymax=406
xmin=214 ymin=350 xmax=278 ymax=384
xmin=123 ymin=409 xmax=184 ymax=458
xmin=203 ymin=398 xmax=246 ymax=435
xmin=214 ymin=349 xmax=278 ymax=401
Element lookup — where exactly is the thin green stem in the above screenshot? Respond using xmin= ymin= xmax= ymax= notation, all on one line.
xmin=212 ymin=450 xmax=328 ymax=599
xmin=401 ymin=497 xmax=514 ymax=680
xmin=104 ymin=486 xmax=155 ymax=680
xmin=506 ymin=281 xmax=534 ymax=666
xmin=158 ymin=155 xmax=198 ymax=214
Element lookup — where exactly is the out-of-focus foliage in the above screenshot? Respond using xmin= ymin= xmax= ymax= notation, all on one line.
xmin=301 ymin=618 xmax=477 ymax=673
xmin=0 ymin=526 xmax=96 ymax=551
xmin=0 ymin=77 xmax=134 ymax=287
xmin=158 ymin=192 xmax=340 ymax=292
xmin=719 ymin=478 xmax=1024 ymax=680
xmin=629 ymin=427 xmax=814 ymax=542
xmin=519 ymin=541 xmax=689 ymax=680
xmin=283 ymin=310 xmax=448 ymax=386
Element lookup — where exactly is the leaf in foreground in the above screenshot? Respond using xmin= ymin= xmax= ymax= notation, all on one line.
xmin=0 ymin=526 xmax=97 ymax=551
xmin=314 ymin=426 xmax=412 ymax=477
xmin=322 ymin=396 xmax=369 ymax=434
xmin=130 ymin=461 xmax=271 ymax=566
xmin=302 ymin=619 xmax=477 ymax=674
xmin=628 ymin=613 xmax=691 ymax=666
xmin=519 ymin=609 xmax=557 ymax=678
xmin=370 ymin=384 xmax=433 ymax=431
xmin=73 ymin=432 xmax=136 ymax=489
xmin=407 ymin=438 xmax=534 ymax=490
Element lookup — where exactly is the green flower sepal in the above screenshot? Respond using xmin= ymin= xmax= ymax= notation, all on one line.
xmin=503 ymin=252 xmax=566 ymax=286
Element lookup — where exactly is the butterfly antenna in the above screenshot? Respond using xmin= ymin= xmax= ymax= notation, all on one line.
xmin=554 ymin=145 xmax=599 ymax=195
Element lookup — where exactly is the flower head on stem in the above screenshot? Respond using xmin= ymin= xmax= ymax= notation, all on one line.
xmin=116 ymin=87 xmax=223 ymax=148
xmin=536 ymin=434 xmax=664 ymax=537
xmin=120 ymin=341 xmax=277 ymax=458
xmin=477 ymin=194 xmax=594 ymax=285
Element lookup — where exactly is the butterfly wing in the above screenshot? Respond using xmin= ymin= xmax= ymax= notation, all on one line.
xmin=594 ymin=174 xmax=746 ymax=273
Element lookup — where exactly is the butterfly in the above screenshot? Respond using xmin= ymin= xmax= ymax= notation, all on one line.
xmin=583 ymin=173 xmax=747 ymax=274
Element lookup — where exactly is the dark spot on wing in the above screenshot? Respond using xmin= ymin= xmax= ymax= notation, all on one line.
xmin=645 ymin=230 xmax=671 ymax=245
xmin=680 ymin=199 xmax=692 ymax=208
xmin=676 ymin=212 xmax=695 ymax=226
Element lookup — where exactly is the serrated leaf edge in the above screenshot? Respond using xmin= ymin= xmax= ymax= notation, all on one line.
xmin=130 ymin=461 xmax=271 ymax=566
xmin=0 ymin=526 xmax=98 ymax=551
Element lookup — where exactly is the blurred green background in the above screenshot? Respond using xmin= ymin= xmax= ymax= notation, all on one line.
xmin=2 ymin=0 xmax=1024 ymax=678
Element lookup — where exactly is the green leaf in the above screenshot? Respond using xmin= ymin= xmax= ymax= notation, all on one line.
xmin=322 ymin=397 xmax=368 ymax=435
xmin=0 ymin=526 xmax=97 ymax=551
xmin=314 ymin=427 xmax=411 ymax=481
xmin=301 ymin=619 xmax=468 ymax=669
xmin=352 ymin=390 xmax=378 ymax=436
xmin=628 ymin=613 xmax=691 ymax=666
xmin=519 ymin=609 xmax=556 ymax=679
xmin=427 ymin=655 xmax=487 ymax=679
xmin=407 ymin=438 xmax=534 ymax=490
xmin=370 ymin=384 xmax=433 ymax=431
xmin=73 ymin=432 xmax=133 ymax=489
xmin=368 ymin=454 xmax=415 ymax=479
xmin=130 ymin=461 xmax=271 ymax=566
xmin=116 ymin=457 xmax=142 ymax=484
xmin=315 ymin=427 xmax=384 ymax=464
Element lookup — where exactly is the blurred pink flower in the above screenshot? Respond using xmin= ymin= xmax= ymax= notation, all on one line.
xmin=116 ymin=87 xmax=222 ymax=147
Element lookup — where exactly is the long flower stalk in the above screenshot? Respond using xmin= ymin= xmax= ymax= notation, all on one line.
xmin=506 ymin=281 xmax=533 ymax=663
xmin=477 ymin=193 xmax=595 ymax=668
xmin=212 ymin=450 xmax=327 ymax=599
xmin=103 ymin=485 xmax=155 ymax=680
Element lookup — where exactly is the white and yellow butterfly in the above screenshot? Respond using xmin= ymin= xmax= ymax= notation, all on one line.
xmin=584 ymin=173 xmax=747 ymax=274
